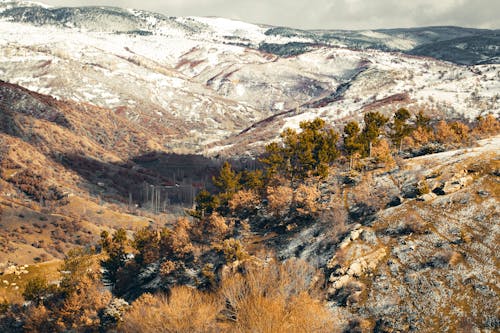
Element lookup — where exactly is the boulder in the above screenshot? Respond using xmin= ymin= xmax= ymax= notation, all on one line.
xmin=417 ymin=192 xmax=437 ymax=201
xmin=434 ymin=175 xmax=473 ymax=195
xmin=477 ymin=190 xmax=490 ymax=198
xmin=387 ymin=196 xmax=403 ymax=207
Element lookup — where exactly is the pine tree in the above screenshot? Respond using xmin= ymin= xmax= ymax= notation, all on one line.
xmin=343 ymin=121 xmax=364 ymax=160
xmin=240 ymin=169 xmax=264 ymax=191
xmin=359 ymin=111 xmax=389 ymax=157
xmin=389 ymin=108 xmax=413 ymax=151
xmin=100 ymin=229 xmax=128 ymax=284
xmin=262 ymin=118 xmax=340 ymax=183
xmin=190 ymin=189 xmax=220 ymax=218
xmin=212 ymin=161 xmax=241 ymax=210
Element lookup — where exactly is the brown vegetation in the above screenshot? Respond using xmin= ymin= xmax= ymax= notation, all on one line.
xmin=121 ymin=259 xmax=338 ymax=333
xmin=266 ymin=185 xmax=293 ymax=217
xmin=122 ymin=288 xmax=222 ymax=333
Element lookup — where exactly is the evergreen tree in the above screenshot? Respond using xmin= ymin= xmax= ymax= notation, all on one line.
xmin=389 ymin=108 xmax=413 ymax=151
xmin=240 ymin=169 xmax=265 ymax=191
xmin=212 ymin=161 xmax=241 ymax=211
xmin=132 ymin=227 xmax=160 ymax=265
xmin=100 ymin=229 xmax=128 ymax=284
xmin=359 ymin=111 xmax=389 ymax=157
xmin=190 ymin=189 xmax=220 ymax=218
xmin=343 ymin=121 xmax=363 ymax=157
xmin=260 ymin=142 xmax=285 ymax=178
xmin=212 ymin=161 xmax=241 ymax=195
xmin=261 ymin=118 xmax=339 ymax=184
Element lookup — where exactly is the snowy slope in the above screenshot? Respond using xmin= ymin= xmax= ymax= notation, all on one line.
xmin=0 ymin=1 xmax=498 ymax=154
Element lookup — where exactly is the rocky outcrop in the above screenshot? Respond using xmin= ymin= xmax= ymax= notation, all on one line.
xmin=417 ymin=192 xmax=437 ymax=201
xmin=433 ymin=173 xmax=474 ymax=195
xmin=327 ymin=246 xmax=387 ymax=294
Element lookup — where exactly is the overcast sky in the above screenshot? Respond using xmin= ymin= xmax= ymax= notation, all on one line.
xmin=41 ymin=0 xmax=499 ymax=30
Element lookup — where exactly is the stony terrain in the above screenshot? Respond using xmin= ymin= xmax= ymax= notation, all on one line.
xmin=264 ymin=137 xmax=500 ymax=332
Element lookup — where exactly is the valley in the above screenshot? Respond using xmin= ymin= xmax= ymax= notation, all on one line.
xmin=0 ymin=1 xmax=498 ymax=332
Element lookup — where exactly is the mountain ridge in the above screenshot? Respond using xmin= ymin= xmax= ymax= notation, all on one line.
xmin=1 ymin=1 xmax=498 ymax=64
xmin=1 ymin=2 xmax=498 ymax=155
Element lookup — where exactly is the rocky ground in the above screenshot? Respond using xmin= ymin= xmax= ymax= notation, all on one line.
xmin=260 ymin=136 xmax=500 ymax=332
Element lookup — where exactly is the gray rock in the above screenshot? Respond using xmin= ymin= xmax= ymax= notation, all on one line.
xmin=477 ymin=190 xmax=490 ymax=198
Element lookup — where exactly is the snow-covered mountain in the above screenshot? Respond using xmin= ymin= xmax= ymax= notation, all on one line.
xmin=0 ymin=1 xmax=499 ymax=154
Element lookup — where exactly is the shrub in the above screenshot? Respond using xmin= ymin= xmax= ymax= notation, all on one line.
xmin=23 ymin=305 xmax=55 ymax=333
xmin=160 ymin=218 xmax=193 ymax=259
xmin=219 ymin=259 xmax=338 ymax=332
xmin=121 ymin=288 xmax=223 ymax=333
xmin=434 ymin=120 xmax=470 ymax=145
xmin=370 ymin=139 xmax=395 ymax=167
xmin=450 ymin=121 xmax=470 ymax=142
xmin=229 ymin=189 xmax=260 ymax=214
xmin=56 ymin=279 xmax=112 ymax=331
xmin=473 ymin=114 xmax=500 ymax=137
xmin=193 ymin=212 xmax=231 ymax=245
xmin=408 ymin=126 xmax=434 ymax=148
xmin=215 ymin=238 xmax=249 ymax=263
xmin=266 ymin=185 xmax=293 ymax=217
xmin=417 ymin=179 xmax=430 ymax=195
xmin=20 ymin=248 xmax=113 ymax=332
xmin=159 ymin=260 xmax=176 ymax=277
xmin=294 ymin=183 xmax=320 ymax=215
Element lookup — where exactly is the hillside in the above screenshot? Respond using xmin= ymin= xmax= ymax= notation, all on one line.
xmin=0 ymin=1 xmax=499 ymax=332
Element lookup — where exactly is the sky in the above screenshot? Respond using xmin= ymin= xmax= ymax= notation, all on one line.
xmin=40 ymin=0 xmax=499 ymax=30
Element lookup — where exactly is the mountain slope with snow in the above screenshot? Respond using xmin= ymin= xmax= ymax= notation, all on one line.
xmin=0 ymin=1 xmax=498 ymax=154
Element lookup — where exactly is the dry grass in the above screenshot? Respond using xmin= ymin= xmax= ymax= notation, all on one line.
xmin=220 ymin=259 xmax=338 ymax=333
xmin=0 ymin=260 xmax=61 ymax=303
xmin=295 ymin=183 xmax=320 ymax=215
xmin=121 ymin=288 xmax=223 ymax=333
xmin=121 ymin=259 xmax=338 ymax=333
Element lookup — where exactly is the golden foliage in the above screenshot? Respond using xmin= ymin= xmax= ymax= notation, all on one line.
xmin=161 ymin=218 xmax=193 ymax=258
xmin=121 ymin=288 xmax=223 ymax=333
xmin=294 ymin=183 xmax=320 ymax=214
xmin=214 ymin=238 xmax=249 ymax=263
xmin=193 ymin=212 xmax=231 ymax=244
xmin=408 ymin=126 xmax=434 ymax=147
xmin=434 ymin=120 xmax=470 ymax=145
xmin=450 ymin=121 xmax=469 ymax=142
xmin=121 ymin=259 xmax=338 ymax=332
xmin=159 ymin=260 xmax=176 ymax=277
xmin=229 ymin=189 xmax=260 ymax=213
xmin=370 ymin=139 xmax=395 ymax=167
xmin=219 ymin=259 xmax=338 ymax=333
xmin=266 ymin=185 xmax=293 ymax=216
xmin=57 ymin=283 xmax=112 ymax=331
xmin=435 ymin=120 xmax=459 ymax=144
xmin=473 ymin=114 xmax=500 ymax=137
xmin=23 ymin=305 xmax=52 ymax=333
xmin=417 ymin=179 xmax=430 ymax=195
